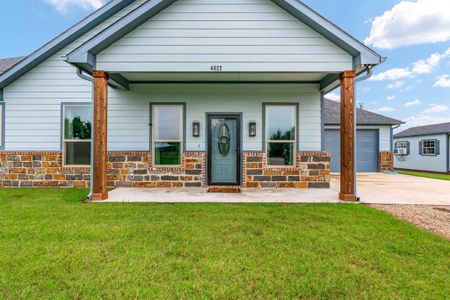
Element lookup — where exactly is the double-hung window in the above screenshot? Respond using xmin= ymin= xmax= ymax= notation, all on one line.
xmin=265 ymin=105 xmax=297 ymax=166
xmin=63 ymin=104 xmax=91 ymax=166
xmin=152 ymin=105 xmax=183 ymax=166
xmin=421 ymin=140 xmax=437 ymax=155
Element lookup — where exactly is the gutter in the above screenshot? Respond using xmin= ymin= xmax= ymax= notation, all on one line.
xmin=353 ymin=64 xmax=374 ymax=201
xmin=76 ymin=68 xmax=95 ymax=201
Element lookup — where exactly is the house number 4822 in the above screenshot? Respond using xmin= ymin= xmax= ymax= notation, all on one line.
xmin=210 ymin=65 xmax=223 ymax=72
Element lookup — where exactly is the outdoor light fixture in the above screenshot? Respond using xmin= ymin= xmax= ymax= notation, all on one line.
xmin=249 ymin=121 xmax=257 ymax=137
xmin=193 ymin=121 xmax=200 ymax=137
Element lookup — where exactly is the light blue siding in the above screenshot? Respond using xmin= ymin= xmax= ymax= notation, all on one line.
xmin=108 ymin=84 xmax=322 ymax=151
xmin=97 ymin=0 xmax=352 ymax=73
xmin=394 ymin=134 xmax=448 ymax=173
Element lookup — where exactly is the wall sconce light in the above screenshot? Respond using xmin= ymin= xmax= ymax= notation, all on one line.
xmin=249 ymin=121 xmax=257 ymax=137
xmin=193 ymin=121 xmax=200 ymax=137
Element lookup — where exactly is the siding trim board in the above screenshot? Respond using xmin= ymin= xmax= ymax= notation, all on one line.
xmin=0 ymin=102 xmax=5 ymax=150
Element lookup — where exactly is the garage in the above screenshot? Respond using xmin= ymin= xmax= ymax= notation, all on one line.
xmin=324 ymin=129 xmax=380 ymax=172
xmin=323 ymin=98 xmax=403 ymax=173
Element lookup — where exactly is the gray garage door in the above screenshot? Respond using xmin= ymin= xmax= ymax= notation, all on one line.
xmin=324 ymin=129 xmax=379 ymax=172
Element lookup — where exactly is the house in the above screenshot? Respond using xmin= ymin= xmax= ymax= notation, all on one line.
xmin=323 ymin=99 xmax=403 ymax=172
xmin=0 ymin=0 xmax=384 ymax=201
xmin=394 ymin=122 xmax=450 ymax=174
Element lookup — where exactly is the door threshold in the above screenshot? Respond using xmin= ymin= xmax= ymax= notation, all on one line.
xmin=207 ymin=186 xmax=242 ymax=193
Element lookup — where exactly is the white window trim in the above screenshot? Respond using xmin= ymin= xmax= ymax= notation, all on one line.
xmin=62 ymin=104 xmax=91 ymax=167
xmin=265 ymin=104 xmax=297 ymax=167
xmin=152 ymin=104 xmax=184 ymax=167
xmin=421 ymin=139 xmax=436 ymax=156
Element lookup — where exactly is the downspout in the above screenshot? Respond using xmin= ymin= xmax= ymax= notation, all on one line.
xmin=76 ymin=68 xmax=95 ymax=201
xmin=353 ymin=65 xmax=374 ymax=201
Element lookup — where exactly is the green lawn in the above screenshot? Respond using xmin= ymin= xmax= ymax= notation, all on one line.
xmin=0 ymin=189 xmax=448 ymax=299
xmin=399 ymin=170 xmax=450 ymax=181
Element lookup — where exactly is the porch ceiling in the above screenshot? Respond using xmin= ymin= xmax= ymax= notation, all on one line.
xmin=119 ymin=72 xmax=328 ymax=83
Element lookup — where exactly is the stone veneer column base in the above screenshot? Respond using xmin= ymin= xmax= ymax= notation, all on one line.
xmin=379 ymin=151 xmax=394 ymax=172
xmin=243 ymin=152 xmax=331 ymax=188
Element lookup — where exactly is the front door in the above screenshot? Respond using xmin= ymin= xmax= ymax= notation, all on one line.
xmin=208 ymin=115 xmax=241 ymax=185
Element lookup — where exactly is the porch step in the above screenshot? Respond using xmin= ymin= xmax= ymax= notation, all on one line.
xmin=207 ymin=186 xmax=241 ymax=193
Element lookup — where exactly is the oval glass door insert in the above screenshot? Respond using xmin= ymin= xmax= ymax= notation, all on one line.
xmin=218 ymin=123 xmax=230 ymax=157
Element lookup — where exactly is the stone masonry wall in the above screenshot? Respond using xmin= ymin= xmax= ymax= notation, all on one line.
xmin=379 ymin=151 xmax=394 ymax=172
xmin=0 ymin=152 xmax=206 ymax=188
xmin=0 ymin=152 xmax=90 ymax=188
xmin=243 ymin=152 xmax=331 ymax=188
xmin=1 ymin=151 xmax=330 ymax=188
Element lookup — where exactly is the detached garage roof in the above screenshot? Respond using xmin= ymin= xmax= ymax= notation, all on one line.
xmin=394 ymin=122 xmax=450 ymax=138
xmin=0 ymin=57 xmax=26 ymax=75
xmin=324 ymin=99 xmax=403 ymax=125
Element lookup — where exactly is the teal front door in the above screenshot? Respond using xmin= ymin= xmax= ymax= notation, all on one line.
xmin=208 ymin=115 xmax=241 ymax=185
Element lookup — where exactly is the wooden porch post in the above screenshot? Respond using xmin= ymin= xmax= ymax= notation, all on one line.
xmin=339 ymin=70 xmax=357 ymax=201
xmin=92 ymin=70 xmax=109 ymax=201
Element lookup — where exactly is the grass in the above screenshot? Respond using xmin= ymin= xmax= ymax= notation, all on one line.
xmin=0 ymin=189 xmax=449 ymax=299
xmin=399 ymin=170 xmax=450 ymax=181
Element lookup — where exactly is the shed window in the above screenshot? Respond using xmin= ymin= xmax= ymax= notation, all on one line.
xmin=152 ymin=105 xmax=183 ymax=166
xmin=63 ymin=104 xmax=91 ymax=166
xmin=421 ymin=140 xmax=437 ymax=155
xmin=265 ymin=105 xmax=297 ymax=166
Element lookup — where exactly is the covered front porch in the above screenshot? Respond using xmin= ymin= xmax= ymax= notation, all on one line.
xmin=87 ymin=70 xmax=358 ymax=202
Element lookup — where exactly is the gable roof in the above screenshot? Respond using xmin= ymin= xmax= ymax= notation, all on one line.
xmin=324 ymin=99 xmax=403 ymax=125
xmin=67 ymin=0 xmax=383 ymax=73
xmin=0 ymin=57 xmax=26 ymax=75
xmin=394 ymin=122 xmax=450 ymax=138
xmin=0 ymin=0 xmax=384 ymax=90
xmin=0 ymin=0 xmax=136 ymax=89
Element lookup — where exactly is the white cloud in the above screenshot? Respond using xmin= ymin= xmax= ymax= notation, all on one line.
xmin=370 ymin=48 xmax=450 ymax=81
xmin=326 ymin=92 xmax=340 ymax=101
xmin=372 ymin=106 xmax=395 ymax=113
xmin=44 ymin=0 xmax=105 ymax=15
xmin=423 ymin=104 xmax=448 ymax=114
xmin=433 ymin=75 xmax=450 ymax=87
xmin=370 ymin=68 xmax=413 ymax=81
xmin=387 ymin=96 xmax=396 ymax=101
xmin=364 ymin=0 xmax=450 ymax=49
xmin=401 ymin=115 xmax=450 ymax=130
xmin=404 ymin=99 xmax=422 ymax=107
xmin=386 ymin=81 xmax=405 ymax=89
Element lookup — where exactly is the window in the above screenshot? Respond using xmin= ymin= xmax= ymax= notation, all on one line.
xmin=152 ymin=105 xmax=183 ymax=166
xmin=0 ymin=103 xmax=4 ymax=149
xmin=265 ymin=105 xmax=297 ymax=166
xmin=395 ymin=141 xmax=408 ymax=149
xmin=63 ymin=104 xmax=91 ymax=166
xmin=421 ymin=140 xmax=437 ymax=156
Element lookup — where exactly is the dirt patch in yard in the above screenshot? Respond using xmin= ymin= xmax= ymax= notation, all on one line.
xmin=370 ymin=204 xmax=450 ymax=239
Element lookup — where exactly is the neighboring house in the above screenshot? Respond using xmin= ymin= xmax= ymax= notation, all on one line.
xmin=0 ymin=0 xmax=384 ymax=201
xmin=323 ymin=99 xmax=403 ymax=172
xmin=394 ymin=122 xmax=450 ymax=174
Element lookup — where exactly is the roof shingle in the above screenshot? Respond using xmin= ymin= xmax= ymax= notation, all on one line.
xmin=324 ymin=99 xmax=403 ymax=125
xmin=394 ymin=122 xmax=450 ymax=138
xmin=0 ymin=57 xmax=26 ymax=75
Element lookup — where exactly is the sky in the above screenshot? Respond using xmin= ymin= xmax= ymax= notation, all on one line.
xmin=0 ymin=0 xmax=449 ymax=130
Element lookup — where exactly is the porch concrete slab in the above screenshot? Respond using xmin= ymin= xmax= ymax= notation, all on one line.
xmin=331 ymin=173 xmax=450 ymax=205
xmin=104 ymin=188 xmax=339 ymax=203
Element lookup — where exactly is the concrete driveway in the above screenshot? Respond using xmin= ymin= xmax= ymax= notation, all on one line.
xmin=331 ymin=173 xmax=450 ymax=205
